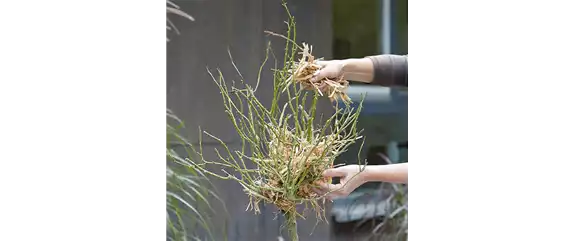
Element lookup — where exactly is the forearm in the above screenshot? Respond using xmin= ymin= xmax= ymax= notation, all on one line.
xmin=340 ymin=58 xmax=376 ymax=83
xmin=364 ymin=163 xmax=408 ymax=184
xmin=341 ymin=55 xmax=408 ymax=87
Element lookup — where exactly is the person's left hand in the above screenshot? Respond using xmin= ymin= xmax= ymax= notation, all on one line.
xmin=314 ymin=164 xmax=368 ymax=200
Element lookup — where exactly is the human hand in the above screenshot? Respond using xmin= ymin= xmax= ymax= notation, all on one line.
xmin=314 ymin=164 xmax=368 ymax=200
xmin=309 ymin=60 xmax=345 ymax=83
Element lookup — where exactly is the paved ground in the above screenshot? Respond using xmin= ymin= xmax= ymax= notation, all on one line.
xmin=331 ymin=219 xmax=385 ymax=241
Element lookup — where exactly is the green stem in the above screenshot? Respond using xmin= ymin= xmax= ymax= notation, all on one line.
xmin=286 ymin=212 xmax=299 ymax=241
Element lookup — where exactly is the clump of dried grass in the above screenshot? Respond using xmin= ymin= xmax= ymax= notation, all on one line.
xmin=189 ymin=2 xmax=364 ymax=240
xmin=265 ymin=33 xmax=351 ymax=104
xmin=244 ymin=124 xmax=355 ymax=215
xmin=290 ymin=43 xmax=351 ymax=104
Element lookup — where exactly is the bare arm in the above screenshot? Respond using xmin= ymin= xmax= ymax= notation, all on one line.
xmin=338 ymin=55 xmax=408 ymax=87
xmin=363 ymin=163 xmax=408 ymax=184
xmin=317 ymin=163 xmax=408 ymax=199
xmin=338 ymin=58 xmax=376 ymax=82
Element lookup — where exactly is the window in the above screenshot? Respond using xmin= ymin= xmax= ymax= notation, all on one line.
xmin=393 ymin=0 xmax=408 ymax=55
xmin=332 ymin=0 xmax=408 ymax=58
xmin=332 ymin=0 xmax=381 ymax=60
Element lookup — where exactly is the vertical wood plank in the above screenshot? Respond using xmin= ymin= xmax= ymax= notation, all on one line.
xmin=167 ymin=0 xmax=334 ymax=240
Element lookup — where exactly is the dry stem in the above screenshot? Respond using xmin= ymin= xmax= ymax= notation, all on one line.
xmin=189 ymin=2 xmax=364 ymax=241
xmin=289 ymin=43 xmax=351 ymax=104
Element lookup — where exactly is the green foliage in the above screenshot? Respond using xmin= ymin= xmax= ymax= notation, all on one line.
xmin=371 ymin=183 xmax=408 ymax=241
xmin=167 ymin=2 xmax=223 ymax=240
xmin=167 ymin=110 xmax=223 ymax=241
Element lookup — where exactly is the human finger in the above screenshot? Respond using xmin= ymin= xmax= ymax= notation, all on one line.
xmin=312 ymin=187 xmax=328 ymax=197
xmin=310 ymin=61 xmax=334 ymax=82
xmin=318 ymin=182 xmax=338 ymax=191
xmin=316 ymin=183 xmax=345 ymax=200
xmin=314 ymin=60 xmax=329 ymax=67
xmin=322 ymin=168 xmax=347 ymax=178
xmin=309 ymin=71 xmax=321 ymax=83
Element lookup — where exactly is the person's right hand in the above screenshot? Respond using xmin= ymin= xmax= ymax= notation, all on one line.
xmin=310 ymin=60 xmax=346 ymax=83
xmin=313 ymin=164 xmax=368 ymax=200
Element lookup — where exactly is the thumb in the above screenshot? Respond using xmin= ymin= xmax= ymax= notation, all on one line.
xmin=310 ymin=71 xmax=322 ymax=83
xmin=314 ymin=60 xmax=328 ymax=67
xmin=310 ymin=60 xmax=330 ymax=81
xmin=323 ymin=168 xmax=346 ymax=178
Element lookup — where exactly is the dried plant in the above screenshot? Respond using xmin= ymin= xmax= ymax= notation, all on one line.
xmin=167 ymin=110 xmax=225 ymax=241
xmin=290 ymin=47 xmax=351 ymax=103
xmin=359 ymin=183 xmax=407 ymax=241
xmin=189 ymin=2 xmax=365 ymax=241
xmin=264 ymin=32 xmax=351 ymax=104
xmin=167 ymin=0 xmax=195 ymax=42
xmin=167 ymin=2 xmax=221 ymax=240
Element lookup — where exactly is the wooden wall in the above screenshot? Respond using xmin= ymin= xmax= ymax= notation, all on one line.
xmin=167 ymin=0 xmax=345 ymax=240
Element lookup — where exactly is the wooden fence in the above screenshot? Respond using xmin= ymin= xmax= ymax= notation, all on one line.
xmin=167 ymin=0 xmax=384 ymax=240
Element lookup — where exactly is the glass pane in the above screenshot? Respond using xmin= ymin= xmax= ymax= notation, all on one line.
xmin=332 ymin=0 xmax=381 ymax=60
xmin=332 ymin=0 xmax=408 ymax=85
xmin=393 ymin=0 xmax=408 ymax=55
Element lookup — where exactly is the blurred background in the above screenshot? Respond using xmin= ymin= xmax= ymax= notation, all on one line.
xmin=167 ymin=0 xmax=407 ymax=240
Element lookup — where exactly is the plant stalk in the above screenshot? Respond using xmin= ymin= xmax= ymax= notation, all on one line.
xmin=286 ymin=212 xmax=299 ymax=241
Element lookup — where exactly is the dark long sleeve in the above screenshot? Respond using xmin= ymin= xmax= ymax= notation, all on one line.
xmin=367 ymin=54 xmax=408 ymax=87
